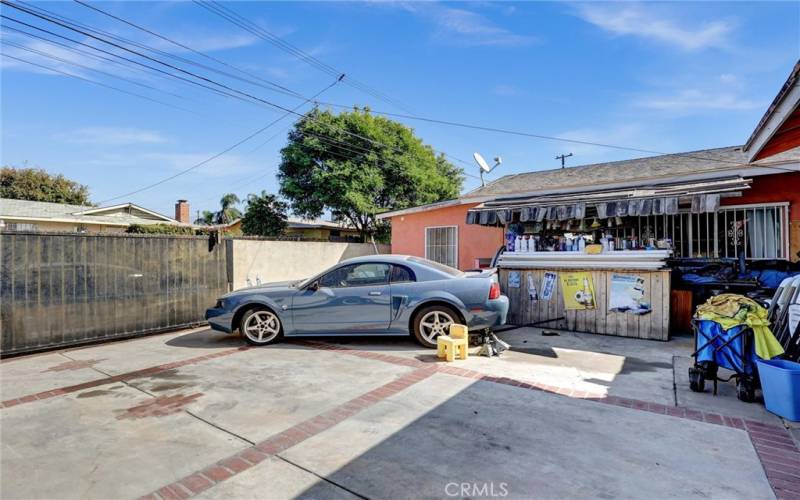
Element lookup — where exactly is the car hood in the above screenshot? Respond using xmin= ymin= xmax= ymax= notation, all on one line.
xmin=223 ymin=280 xmax=301 ymax=298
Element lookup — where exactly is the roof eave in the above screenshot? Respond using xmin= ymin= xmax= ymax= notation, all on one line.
xmin=743 ymin=60 xmax=800 ymax=161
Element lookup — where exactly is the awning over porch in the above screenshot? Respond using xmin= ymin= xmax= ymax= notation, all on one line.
xmin=466 ymin=176 xmax=751 ymax=226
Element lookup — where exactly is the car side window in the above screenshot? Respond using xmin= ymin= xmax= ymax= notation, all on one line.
xmin=390 ymin=265 xmax=415 ymax=283
xmin=319 ymin=263 xmax=390 ymax=288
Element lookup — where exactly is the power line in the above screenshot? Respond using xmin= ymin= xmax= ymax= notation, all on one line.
xmin=1 ymin=3 xmax=291 ymax=110
xmin=96 ymin=77 xmax=343 ymax=204
xmin=1 ymin=52 xmax=195 ymax=113
xmin=313 ymin=103 xmax=800 ymax=174
xmin=4 ymin=2 xmax=473 ymax=176
xmin=0 ymin=35 xmax=190 ymax=101
xmin=5 ymin=12 xmax=472 ymax=182
xmin=194 ymin=0 xmax=413 ymax=113
xmin=1 ymin=14 xmax=275 ymax=108
xmin=2 ymin=23 xmax=161 ymax=81
xmin=7 ymin=0 xmax=789 ymax=179
xmin=69 ymin=0 xmax=304 ymax=100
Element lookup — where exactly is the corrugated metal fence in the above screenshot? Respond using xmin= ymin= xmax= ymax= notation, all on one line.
xmin=0 ymin=231 xmax=228 ymax=355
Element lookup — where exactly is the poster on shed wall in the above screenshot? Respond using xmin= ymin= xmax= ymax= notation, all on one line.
xmin=541 ymin=272 xmax=557 ymax=301
xmin=560 ymin=272 xmax=596 ymax=310
xmin=609 ymin=274 xmax=652 ymax=315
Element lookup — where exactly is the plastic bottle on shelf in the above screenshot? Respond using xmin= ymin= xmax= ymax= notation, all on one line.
xmin=578 ymin=235 xmax=586 ymax=252
xmin=515 ymin=234 xmax=523 ymax=253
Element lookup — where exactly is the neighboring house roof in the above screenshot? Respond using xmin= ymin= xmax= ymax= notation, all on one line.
xmin=286 ymin=216 xmax=357 ymax=231
xmin=376 ymin=197 xmax=492 ymax=220
xmin=463 ymin=145 xmax=800 ymax=200
xmin=0 ymin=199 xmax=178 ymax=227
xmin=743 ymin=60 xmax=800 ymax=161
xmin=221 ymin=217 xmax=358 ymax=231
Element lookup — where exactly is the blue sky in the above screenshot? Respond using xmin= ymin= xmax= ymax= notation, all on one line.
xmin=2 ymin=1 xmax=798 ymax=219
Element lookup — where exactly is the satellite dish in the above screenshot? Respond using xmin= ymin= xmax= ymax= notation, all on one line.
xmin=474 ymin=152 xmax=491 ymax=173
xmin=474 ymin=151 xmax=502 ymax=186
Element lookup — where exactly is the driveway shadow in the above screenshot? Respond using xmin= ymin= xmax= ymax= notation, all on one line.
xmin=165 ymin=329 xmax=244 ymax=349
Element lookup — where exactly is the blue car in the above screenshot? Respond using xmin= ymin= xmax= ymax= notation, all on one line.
xmin=205 ymin=255 xmax=509 ymax=348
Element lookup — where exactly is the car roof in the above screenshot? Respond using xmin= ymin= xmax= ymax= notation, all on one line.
xmin=339 ymin=254 xmax=411 ymax=265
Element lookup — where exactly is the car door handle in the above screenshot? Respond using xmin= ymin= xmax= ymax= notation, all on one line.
xmin=368 ymin=291 xmax=382 ymax=296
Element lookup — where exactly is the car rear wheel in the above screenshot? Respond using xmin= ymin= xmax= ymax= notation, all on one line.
xmin=413 ymin=305 xmax=458 ymax=348
xmin=240 ymin=308 xmax=282 ymax=346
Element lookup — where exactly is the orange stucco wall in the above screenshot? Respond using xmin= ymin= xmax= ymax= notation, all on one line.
xmin=387 ymin=202 xmax=504 ymax=270
xmin=722 ymin=172 xmax=800 ymax=261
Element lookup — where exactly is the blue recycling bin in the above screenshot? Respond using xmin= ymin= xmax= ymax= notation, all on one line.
xmin=756 ymin=359 xmax=800 ymax=422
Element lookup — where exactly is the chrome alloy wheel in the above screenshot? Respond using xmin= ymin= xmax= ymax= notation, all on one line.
xmin=243 ymin=310 xmax=280 ymax=344
xmin=419 ymin=310 xmax=455 ymax=344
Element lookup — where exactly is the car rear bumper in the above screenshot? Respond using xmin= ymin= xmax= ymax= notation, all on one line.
xmin=466 ymin=295 xmax=509 ymax=330
xmin=205 ymin=307 xmax=234 ymax=333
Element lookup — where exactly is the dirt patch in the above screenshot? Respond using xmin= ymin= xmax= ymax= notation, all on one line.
xmin=116 ymin=393 xmax=203 ymax=420
xmin=77 ymin=389 xmax=112 ymax=399
xmin=149 ymin=382 xmax=188 ymax=392
xmin=77 ymin=385 xmax=127 ymax=399
xmin=42 ymin=359 xmax=105 ymax=373
xmin=146 ymin=369 xmax=197 ymax=381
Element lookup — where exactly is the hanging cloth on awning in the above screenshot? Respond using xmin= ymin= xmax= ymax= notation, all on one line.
xmin=464 ymin=176 xmax=750 ymax=226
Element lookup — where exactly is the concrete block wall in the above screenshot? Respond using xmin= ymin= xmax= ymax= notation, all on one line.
xmin=229 ymin=239 xmax=391 ymax=290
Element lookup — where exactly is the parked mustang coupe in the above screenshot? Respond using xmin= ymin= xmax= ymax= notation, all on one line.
xmin=206 ymin=255 xmax=508 ymax=348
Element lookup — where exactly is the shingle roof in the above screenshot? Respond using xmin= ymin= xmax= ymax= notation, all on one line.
xmin=0 ymin=199 xmax=177 ymax=226
xmin=464 ymin=145 xmax=800 ymax=199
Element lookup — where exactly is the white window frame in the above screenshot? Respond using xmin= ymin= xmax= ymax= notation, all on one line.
xmin=715 ymin=202 xmax=790 ymax=260
xmin=606 ymin=202 xmax=790 ymax=260
xmin=424 ymin=225 xmax=459 ymax=268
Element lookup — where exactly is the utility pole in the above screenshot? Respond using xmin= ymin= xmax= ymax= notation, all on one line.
xmin=555 ymin=153 xmax=573 ymax=168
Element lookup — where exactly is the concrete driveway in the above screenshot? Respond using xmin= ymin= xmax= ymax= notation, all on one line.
xmin=1 ymin=327 xmax=798 ymax=500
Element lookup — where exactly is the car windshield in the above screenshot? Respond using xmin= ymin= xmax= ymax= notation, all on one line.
xmin=408 ymin=256 xmax=464 ymax=277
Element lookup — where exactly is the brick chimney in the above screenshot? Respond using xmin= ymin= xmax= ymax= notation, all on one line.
xmin=174 ymin=199 xmax=190 ymax=224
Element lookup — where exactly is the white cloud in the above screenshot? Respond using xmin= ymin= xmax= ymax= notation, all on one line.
xmin=141 ymin=152 xmax=259 ymax=178
xmin=397 ymin=3 xmax=537 ymax=47
xmin=573 ymin=3 xmax=734 ymax=50
xmin=155 ymin=31 xmax=259 ymax=53
xmin=492 ymin=84 xmax=523 ymax=97
xmin=635 ymin=89 xmax=763 ymax=112
xmin=555 ymin=124 xmax=647 ymax=159
xmin=55 ymin=127 xmax=168 ymax=145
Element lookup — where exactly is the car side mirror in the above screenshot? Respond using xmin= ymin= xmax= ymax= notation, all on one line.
xmin=308 ymin=280 xmax=320 ymax=291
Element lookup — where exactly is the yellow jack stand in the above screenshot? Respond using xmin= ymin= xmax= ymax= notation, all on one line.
xmin=437 ymin=324 xmax=469 ymax=361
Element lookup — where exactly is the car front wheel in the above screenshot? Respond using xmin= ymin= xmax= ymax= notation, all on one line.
xmin=413 ymin=305 xmax=459 ymax=348
xmin=240 ymin=308 xmax=282 ymax=346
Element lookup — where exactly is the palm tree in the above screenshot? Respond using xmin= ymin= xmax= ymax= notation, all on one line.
xmin=215 ymin=193 xmax=241 ymax=224
xmin=194 ymin=210 xmax=215 ymax=225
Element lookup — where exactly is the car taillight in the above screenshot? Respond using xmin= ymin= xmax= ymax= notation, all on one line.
xmin=489 ymin=282 xmax=501 ymax=300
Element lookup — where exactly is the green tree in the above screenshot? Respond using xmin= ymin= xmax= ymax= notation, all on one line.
xmin=278 ymin=108 xmax=463 ymax=241
xmin=241 ymin=191 xmax=289 ymax=237
xmin=1 ymin=166 xmax=91 ymax=205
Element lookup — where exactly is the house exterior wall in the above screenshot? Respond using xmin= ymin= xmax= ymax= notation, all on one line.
xmin=229 ymin=239 xmax=391 ymax=290
xmin=387 ymin=202 xmax=504 ymax=270
xmin=722 ymin=172 xmax=800 ymax=261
